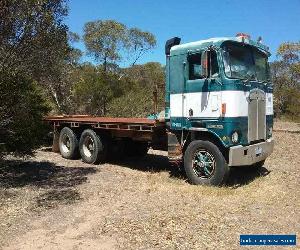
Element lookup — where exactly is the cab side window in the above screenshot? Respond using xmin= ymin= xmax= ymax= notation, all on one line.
xmin=188 ymin=53 xmax=203 ymax=80
xmin=210 ymin=50 xmax=219 ymax=78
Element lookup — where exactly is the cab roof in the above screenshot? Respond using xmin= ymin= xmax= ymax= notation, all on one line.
xmin=170 ymin=36 xmax=270 ymax=56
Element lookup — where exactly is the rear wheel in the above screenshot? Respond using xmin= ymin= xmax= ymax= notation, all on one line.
xmin=184 ymin=140 xmax=229 ymax=186
xmin=79 ymin=129 xmax=107 ymax=164
xmin=59 ymin=127 xmax=79 ymax=159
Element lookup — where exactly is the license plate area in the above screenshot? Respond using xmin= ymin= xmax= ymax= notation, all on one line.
xmin=255 ymin=146 xmax=263 ymax=156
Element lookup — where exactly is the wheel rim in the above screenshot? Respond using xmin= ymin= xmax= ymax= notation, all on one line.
xmin=61 ymin=134 xmax=71 ymax=153
xmin=192 ymin=149 xmax=216 ymax=179
xmin=82 ymin=136 xmax=94 ymax=158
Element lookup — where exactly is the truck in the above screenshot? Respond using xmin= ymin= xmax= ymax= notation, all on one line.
xmin=45 ymin=33 xmax=274 ymax=186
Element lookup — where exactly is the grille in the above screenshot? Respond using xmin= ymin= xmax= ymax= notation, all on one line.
xmin=248 ymin=89 xmax=266 ymax=142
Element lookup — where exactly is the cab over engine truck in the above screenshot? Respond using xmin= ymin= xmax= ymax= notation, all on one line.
xmin=45 ymin=34 xmax=274 ymax=186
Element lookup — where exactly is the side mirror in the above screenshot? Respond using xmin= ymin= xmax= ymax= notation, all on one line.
xmin=201 ymin=50 xmax=209 ymax=78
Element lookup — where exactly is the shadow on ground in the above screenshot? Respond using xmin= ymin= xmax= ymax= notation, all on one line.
xmin=110 ymin=154 xmax=185 ymax=179
xmin=227 ymin=166 xmax=270 ymax=188
xmin=0 ymin=160 xmax=97 ymax=189
xmin=35 ymin=189 xmax=82 ymax=209
xmin=0 ymin=160 xmax=97 ymax=209
xmin=111 ymin=154 xmax=271 ymax=187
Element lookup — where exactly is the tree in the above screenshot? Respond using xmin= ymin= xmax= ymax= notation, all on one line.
xmin=271 ymin=41 xmax=300 ymax=120
xmin=108 ymin=62 xmax=165 ymax=117
xmin=0 ymin=0 xmax=74 ymax=114
xmin=83 ymin=20 xmax=157 ymax=70
xmin=127 ymin=28 xmax=156 ymax=66
xmin=0 ymin=73 xmax=50 ymax=158
xmin=0 ymin=0 xmax=69 ymax=78
xmin=81 ymin=20 xmax=158 ymax=117
xmin=0 ymin=0 xmax=69 ymax=157
xmin=73 ymin=64 xmax=128 ymax=116
xmin=45 ymin=31 xmax=83 ymax=114
xmin=83 ymin=20 xmax=127 ymax=72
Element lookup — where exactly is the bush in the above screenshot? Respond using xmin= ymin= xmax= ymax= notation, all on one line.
xmin=0 ymin=73 xmax=50 ymax=157
xmin=108 ymin=85 xmax=155 ymax=117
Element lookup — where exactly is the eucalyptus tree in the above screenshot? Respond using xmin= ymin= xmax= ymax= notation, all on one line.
xmin=83 ymin=20 xmax=127 ymax=72
xmin=0 ymin=0 xmax=69 ymax=156
xmin=271 ymin=41 xmax=300 ymax=119
xmin=83 ymin=20 xmax=157 ymax=69
xmin=127 ymin=28 xmax=156 ymax=66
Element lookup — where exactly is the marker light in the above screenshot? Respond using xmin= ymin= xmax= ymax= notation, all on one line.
xmin=231 ymin=131 xmax=239 ymax=144
xmin=236 ymin=33 xmax=251 ymax=39
xmin=222 ymin=103 xmax=226 ymax=115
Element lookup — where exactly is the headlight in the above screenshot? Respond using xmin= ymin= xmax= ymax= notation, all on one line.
xmin=231 ymin=131 xmax=239 ymax=143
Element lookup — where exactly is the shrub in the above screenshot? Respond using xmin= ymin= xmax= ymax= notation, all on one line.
xmin=0 ymin=73 xmax=50 ymax=157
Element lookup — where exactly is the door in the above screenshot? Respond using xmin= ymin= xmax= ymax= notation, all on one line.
xmin=185 ymin=50 xmax=221 ymax=119
xmin=169 ymin=54 xmax=187 ymax=129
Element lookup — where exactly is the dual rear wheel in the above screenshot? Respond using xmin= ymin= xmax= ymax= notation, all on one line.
xmin=58 ymin=127 xmax=148 ymax=164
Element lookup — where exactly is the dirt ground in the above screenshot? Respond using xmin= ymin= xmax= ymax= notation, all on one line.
xmin=0 ymin=121 xmax=299 ymax=250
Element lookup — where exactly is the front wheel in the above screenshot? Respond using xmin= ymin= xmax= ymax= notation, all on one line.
xmin=184 ymin=140 xmax=229 ymax=186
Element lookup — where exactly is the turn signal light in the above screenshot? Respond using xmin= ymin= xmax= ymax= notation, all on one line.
xmin=222 ymin=103 xmax=226 ymax=115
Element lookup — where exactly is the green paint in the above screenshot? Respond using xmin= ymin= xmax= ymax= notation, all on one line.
xmin=169 ymin=116 xmax=274 ymax=147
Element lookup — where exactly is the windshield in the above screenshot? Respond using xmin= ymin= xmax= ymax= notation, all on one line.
xmin=223 ymin=42 xmax=270 ymax=82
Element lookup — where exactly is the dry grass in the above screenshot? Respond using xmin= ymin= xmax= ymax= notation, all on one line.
xmin=0 ymin=121 xmax=299 ymax=249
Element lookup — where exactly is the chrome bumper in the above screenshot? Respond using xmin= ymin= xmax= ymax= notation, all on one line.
xmin=228 ymin=138 xmax=274 ymax=166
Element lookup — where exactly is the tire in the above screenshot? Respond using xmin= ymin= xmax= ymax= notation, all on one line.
xmin=79 ymin=129 xmax=107 ymax=164
xmin=184 ymin=140 xmax=229 ymax=186
xmin=59 ymin=127 xmax=79 ymax=159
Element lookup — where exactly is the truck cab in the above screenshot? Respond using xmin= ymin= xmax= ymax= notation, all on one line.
xmin=165 ymin=34 xmax=274 ymax=185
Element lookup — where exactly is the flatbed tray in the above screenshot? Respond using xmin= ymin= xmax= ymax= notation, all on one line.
xmin=44 ymin=115 xmax=158 ymax=125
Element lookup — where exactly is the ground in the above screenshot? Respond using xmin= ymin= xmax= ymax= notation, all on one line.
xmin=0 ymin=121 xmax=299 ymax=250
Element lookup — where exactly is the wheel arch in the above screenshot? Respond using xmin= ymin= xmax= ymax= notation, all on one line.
xmin=190 ymin=130 xmax=229 ymax=163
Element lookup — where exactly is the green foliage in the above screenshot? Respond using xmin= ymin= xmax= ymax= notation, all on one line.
xmin=83 ymin=20 xmax=156 ymax=71
xmin=0 ymin=73 xmax=50 ymax=157
xmin=127 ymin=28 xmax=156 ymax=66
xmin=108 ymin=85 xmax=154 ymax=117
xmin=84 ymin=20 xmax=127 ymax=71
xmin=72 ymin=64 xmax=128 ymax=115
xmin=0 ymin=0 xmax=69 ymax=157
xmin=0 ymin=0 xmax=74 ymax=115
xmin=0 ymin=0 xmax=69 ymax=79
xmin=108 ymin=62 xmax=165 ymax=117
xmin=271 ymin=41 xmax=300 ymax=120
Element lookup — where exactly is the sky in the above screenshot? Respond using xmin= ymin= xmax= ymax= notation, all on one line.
xmin=66 ymin=0 xmax=300 ymax=66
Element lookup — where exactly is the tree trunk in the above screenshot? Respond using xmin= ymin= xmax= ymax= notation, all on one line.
xmin=103 ymin=56 xmax=107 ymax=72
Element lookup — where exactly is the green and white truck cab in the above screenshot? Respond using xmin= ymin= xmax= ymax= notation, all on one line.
xmin=165 ymin=34 xmax=274 ymax=185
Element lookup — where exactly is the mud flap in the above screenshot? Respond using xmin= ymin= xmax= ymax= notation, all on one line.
xmin=168 ymin=132 xmax=183 ymax=164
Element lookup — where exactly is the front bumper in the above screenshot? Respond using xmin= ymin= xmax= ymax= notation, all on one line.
xmin=228 ymin=138 xmax=274 ymax=166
